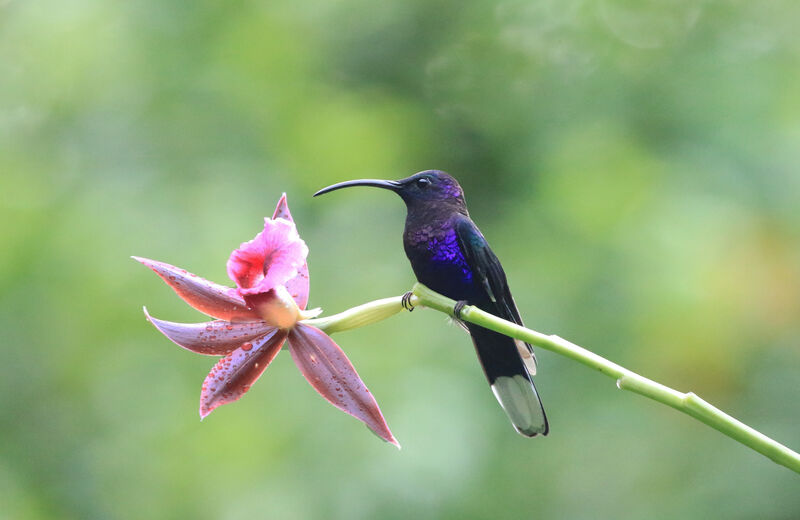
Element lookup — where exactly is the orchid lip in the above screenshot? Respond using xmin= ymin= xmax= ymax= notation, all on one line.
xmin=313 ymin=179 xmax=401 ymax=197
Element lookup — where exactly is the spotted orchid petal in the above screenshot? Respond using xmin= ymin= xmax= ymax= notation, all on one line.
xmin=284 ymin=262 xmax=309 ymax=310
xmin=199 ymin=328 xmax=289 ymax=418
xmin=271 ymin=193 xmax=294 ymax=221
xmin=226 ymin=218 xmax=308 ymax=300
xmin=143 ymin=308 xmax=275 ymax=356
xmin=133 ymin=257 xmax=261 ymax=322
xmin=272 ymin=194 xmax=310 ymax=310
xmin=288 ymin=324 xmax=399 ymax=447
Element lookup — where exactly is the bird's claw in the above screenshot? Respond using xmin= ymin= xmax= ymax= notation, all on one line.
xmin=453 ymin=300 xmax=468 ymax=319
xmin=401 ymin=291 xmax=415 ymax=312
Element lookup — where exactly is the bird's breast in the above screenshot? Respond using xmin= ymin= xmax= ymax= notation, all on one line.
xmin=404 ymin=225 xmax=475 ymax=300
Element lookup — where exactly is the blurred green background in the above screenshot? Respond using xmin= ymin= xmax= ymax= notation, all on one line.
xmin=2 ymin=0 xmax=799 ymax=518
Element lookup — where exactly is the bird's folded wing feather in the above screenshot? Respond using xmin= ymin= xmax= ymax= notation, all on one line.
xmin=454 ymin=216 xmax=538 ymax=374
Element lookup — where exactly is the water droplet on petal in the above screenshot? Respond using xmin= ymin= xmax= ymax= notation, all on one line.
xmin=241 ymin=342 xmax=253 ymax=351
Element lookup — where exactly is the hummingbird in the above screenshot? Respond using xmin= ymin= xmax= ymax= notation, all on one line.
xmin=314 ymin=170 xmax=548 ymax=436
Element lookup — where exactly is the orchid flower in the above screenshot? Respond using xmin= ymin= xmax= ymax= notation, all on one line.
xmin=134 ymin=194 xmax=399 ymax=447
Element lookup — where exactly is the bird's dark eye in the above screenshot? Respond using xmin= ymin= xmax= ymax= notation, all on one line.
xmin=416 ymin=177 xmax=431 ymax=188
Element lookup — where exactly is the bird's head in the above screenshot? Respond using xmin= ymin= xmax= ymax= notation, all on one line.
xmin=314 ymin=170 xmax=466 ymax=210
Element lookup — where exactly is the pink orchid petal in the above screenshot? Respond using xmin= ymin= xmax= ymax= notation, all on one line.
xmin=272 ymin=195 xmax=310 ymax=308
xmin=272 ymin=193 xmax=294 ymax=221
xmin=199 ymin=328 xmax=288 ymax=418
xmin=288 ymin=324 xmax=399 ymax=447
xmin=226 ymin=218 xmax=308 ymax=297
xmin=133 ymin=257 xmax=261 ymax=322
xmin=143 ymin=308 xmax=275 ymax=356
xmin=284 ymin=262 xmax=309 ymax=310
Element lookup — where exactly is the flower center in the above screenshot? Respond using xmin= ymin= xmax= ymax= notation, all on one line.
xmin=246 ymin=285 xmax=301 ymax=329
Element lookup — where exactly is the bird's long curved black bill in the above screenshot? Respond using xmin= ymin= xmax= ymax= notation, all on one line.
xmin=313 ymin=179 xmax=401 ymax=197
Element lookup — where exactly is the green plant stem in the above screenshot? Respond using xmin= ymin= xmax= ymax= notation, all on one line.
xmin=410 ymin=283 xmax=800 ymax=475
xmin=305 ymin=295 xmax=405 ymax=334
xmin=305 ymin=285 xmax=800 ymax=474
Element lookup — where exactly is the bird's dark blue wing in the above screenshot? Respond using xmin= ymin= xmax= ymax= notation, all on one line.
xmin=454 ymin=217 xmax=538 ymax=373
xmin=454 ymin=216 xmax=548 ymax=436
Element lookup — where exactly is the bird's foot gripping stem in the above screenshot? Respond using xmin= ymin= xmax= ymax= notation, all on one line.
xmin=401 ymin=291 xmax=416 ymax=312
xmin=453 ymin=300 xmax=468 ymax=319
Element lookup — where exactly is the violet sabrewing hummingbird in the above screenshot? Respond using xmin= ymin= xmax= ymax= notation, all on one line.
xmin=314 ymin=170 xmax=548 ymax=437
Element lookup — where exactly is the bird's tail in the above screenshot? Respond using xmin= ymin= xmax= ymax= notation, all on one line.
xmin=467 ymin=324 xmax=549 ymax=436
